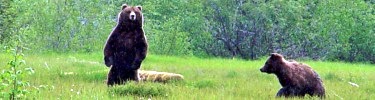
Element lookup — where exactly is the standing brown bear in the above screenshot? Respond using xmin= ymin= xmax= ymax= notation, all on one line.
xmin=260 ymin=53 xmax=325 ymax=98
xmin=103 ymin=4 xmax=148 ymax=86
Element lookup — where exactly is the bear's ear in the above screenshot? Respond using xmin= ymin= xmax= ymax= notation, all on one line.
xmin=136 ymin=6 xmax=142 ymax=11
xmin=122 ymin=4 xmax=128 ymax=10
xmin=270 ymin=53 xmax=283 ymax=60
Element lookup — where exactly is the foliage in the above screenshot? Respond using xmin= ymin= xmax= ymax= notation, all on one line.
xmin=0 ymin=35 xmax=34 ymax=99
xmin=202 ymin=0 xmax=375 ymax=62
xmin=0 ymin=0 xmax=374 ymax=63
xmin=0 ymin=0 xmax=16 ymax=45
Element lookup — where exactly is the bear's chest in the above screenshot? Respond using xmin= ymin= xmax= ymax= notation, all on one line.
xmin=115 ymin=31 xmax=139 ymax=50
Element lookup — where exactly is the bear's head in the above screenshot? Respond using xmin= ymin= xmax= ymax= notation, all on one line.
xmin=260 ymin=53 xmax=286 ymax=74
xmin=118 ymin=4 xmax=143 ymax=29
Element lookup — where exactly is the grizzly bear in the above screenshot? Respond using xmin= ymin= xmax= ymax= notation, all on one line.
xmin=260 ymin=53 xmax=325 ymax=98
xmin=103 ymin=4 xmax=148 ymax=86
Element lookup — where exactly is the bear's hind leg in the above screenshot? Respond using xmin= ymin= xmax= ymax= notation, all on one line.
xmin=107 ymin=75 xmax=116 ymax=86
xmin=107 ymin=67 xmax=120 ymax=86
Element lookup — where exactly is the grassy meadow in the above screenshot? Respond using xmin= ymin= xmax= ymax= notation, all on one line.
xmin=0 ymin=52 xmax=374 ymax=99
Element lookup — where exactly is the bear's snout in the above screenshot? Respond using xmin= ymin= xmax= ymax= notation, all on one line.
xmin=130 ymin=11 xmax=136 ymax=20
xmin=130 ymin=15 xmax=135 ymax=19
xmin=260 ymin=67 xmax=265 ymax=72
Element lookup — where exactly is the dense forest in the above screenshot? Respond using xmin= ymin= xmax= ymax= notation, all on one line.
xmin=1 ymin=0 xmax=375 ymax=63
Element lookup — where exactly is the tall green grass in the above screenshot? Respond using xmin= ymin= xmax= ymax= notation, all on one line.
xmin=0 ymin=53 xmax=374 ymax=99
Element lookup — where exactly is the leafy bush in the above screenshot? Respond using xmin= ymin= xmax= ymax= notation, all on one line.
xmin=1 ymin=36 xmax=34 ymax=99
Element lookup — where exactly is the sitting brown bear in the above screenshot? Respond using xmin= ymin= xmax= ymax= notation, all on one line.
xmin=260 ymin=53 xmax=325 ymax=98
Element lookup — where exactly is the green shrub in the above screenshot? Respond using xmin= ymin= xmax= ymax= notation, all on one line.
xmin=108 ymin=82 xmax=169 ymax=97
xmin=1 ymin=37 xmax=34 ymax=99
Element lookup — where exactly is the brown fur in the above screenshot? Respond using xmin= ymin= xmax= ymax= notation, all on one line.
xmin=103 ymin=4 xmax=147 ymax=86
xmin=139 ymin=70 xmax=184 ymax=83
xmin=260 ymin=53 xmax=325 ymax=98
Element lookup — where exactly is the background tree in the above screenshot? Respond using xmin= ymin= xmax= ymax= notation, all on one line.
xmin=1 ymin=0 xmax=374 ymax=63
